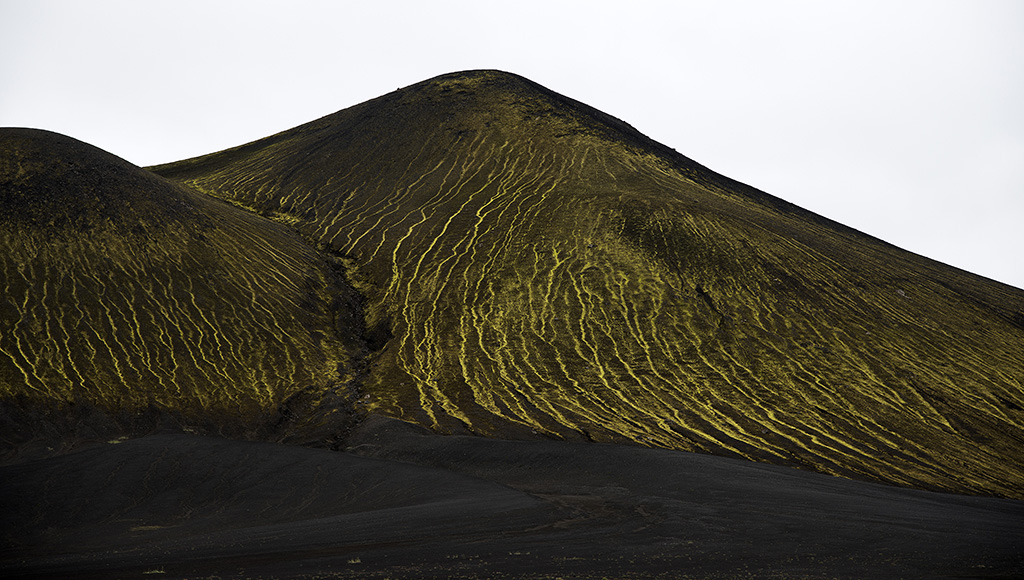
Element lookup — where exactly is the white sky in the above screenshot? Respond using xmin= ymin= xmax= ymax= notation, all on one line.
xmin=2 ymin=0 xmax=1022 ymax=289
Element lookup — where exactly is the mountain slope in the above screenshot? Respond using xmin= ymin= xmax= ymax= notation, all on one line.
xmin=151 ymin=70 xmax=1024 ymax=497
xmin=0 ymin=128 xmax=366 ymax=448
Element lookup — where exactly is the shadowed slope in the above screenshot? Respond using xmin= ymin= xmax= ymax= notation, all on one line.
xmin=0 ymin=129 xmax=366 ymax=449
xmin=152 ymin=70 xmax=1024 ymax=497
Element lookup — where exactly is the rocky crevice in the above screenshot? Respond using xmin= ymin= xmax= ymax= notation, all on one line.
xmin=266 ymin=246 xmax=393 ymax=450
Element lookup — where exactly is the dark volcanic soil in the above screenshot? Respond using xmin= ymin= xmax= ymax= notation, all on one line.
xmin=2 ymin=417 xmax=1021 ymax=579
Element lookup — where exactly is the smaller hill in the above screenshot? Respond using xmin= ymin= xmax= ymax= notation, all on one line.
xmin=0 ymin=129 xmax=368 ymax=454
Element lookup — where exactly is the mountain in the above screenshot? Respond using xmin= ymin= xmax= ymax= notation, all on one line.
xmin=0 ymin=128 xmax=368 ymax=451
xmin=150 ymin=70 xmax=1024 ymax=498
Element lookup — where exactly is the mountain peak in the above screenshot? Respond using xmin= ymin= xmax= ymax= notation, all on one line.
xmin=0 ymin=128 xmax=200 ymax=233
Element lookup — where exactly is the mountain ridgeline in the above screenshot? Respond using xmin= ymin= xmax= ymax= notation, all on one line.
xmin=3 ymin=71 xmax=1023 ymax=498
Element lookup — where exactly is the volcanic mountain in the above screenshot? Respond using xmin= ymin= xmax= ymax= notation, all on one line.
xmin=148 ymin=70 xmax=1024 ymax=498
xmin=0 ymin=128 xmax=367 ymax=450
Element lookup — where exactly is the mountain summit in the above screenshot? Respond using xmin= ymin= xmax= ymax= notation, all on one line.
xmin=146 ymin=70 xmax=1024 ymax=497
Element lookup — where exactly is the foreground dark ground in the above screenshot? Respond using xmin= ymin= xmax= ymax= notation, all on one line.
xmin=2 ymin=416 xmax=1021 ymax=580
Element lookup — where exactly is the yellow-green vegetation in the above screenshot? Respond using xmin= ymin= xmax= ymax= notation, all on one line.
xmin=0 ymin=129 xmax=363 ymax=435
xmin=152 ymin=71 xmax=1024 ymax=497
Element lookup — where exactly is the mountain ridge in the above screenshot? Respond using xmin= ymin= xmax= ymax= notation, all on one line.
xmin=153 ymin=71 xmax=861 ymax=235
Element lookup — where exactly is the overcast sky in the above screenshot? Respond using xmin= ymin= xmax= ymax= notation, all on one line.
xmin=2 ymin=0 xmax=1022 ymax=289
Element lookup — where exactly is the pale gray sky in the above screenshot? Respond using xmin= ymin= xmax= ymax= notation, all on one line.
xmin=2 ymin=0 xmax=1022 ymax=289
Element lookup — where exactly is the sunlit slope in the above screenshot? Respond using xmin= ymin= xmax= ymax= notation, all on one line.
xmin=0 ymin=129 xmax=363 ymax=435
xmin=153 ymin=70 xmax=1024 ymax=497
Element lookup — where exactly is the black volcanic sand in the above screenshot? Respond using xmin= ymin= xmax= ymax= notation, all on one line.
xmin=2 ymin=417 xmax=1021 ymax=580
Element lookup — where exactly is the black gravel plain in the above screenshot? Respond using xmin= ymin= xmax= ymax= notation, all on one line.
xmin=2 ymin=416 xmax=1021 ymax=579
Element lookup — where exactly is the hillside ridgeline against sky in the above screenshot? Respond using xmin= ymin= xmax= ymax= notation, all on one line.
xmin=151 ymin=70 xmax=1024 ymax=497
xmin=0 ymin=129 xmax=368 ymax=449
